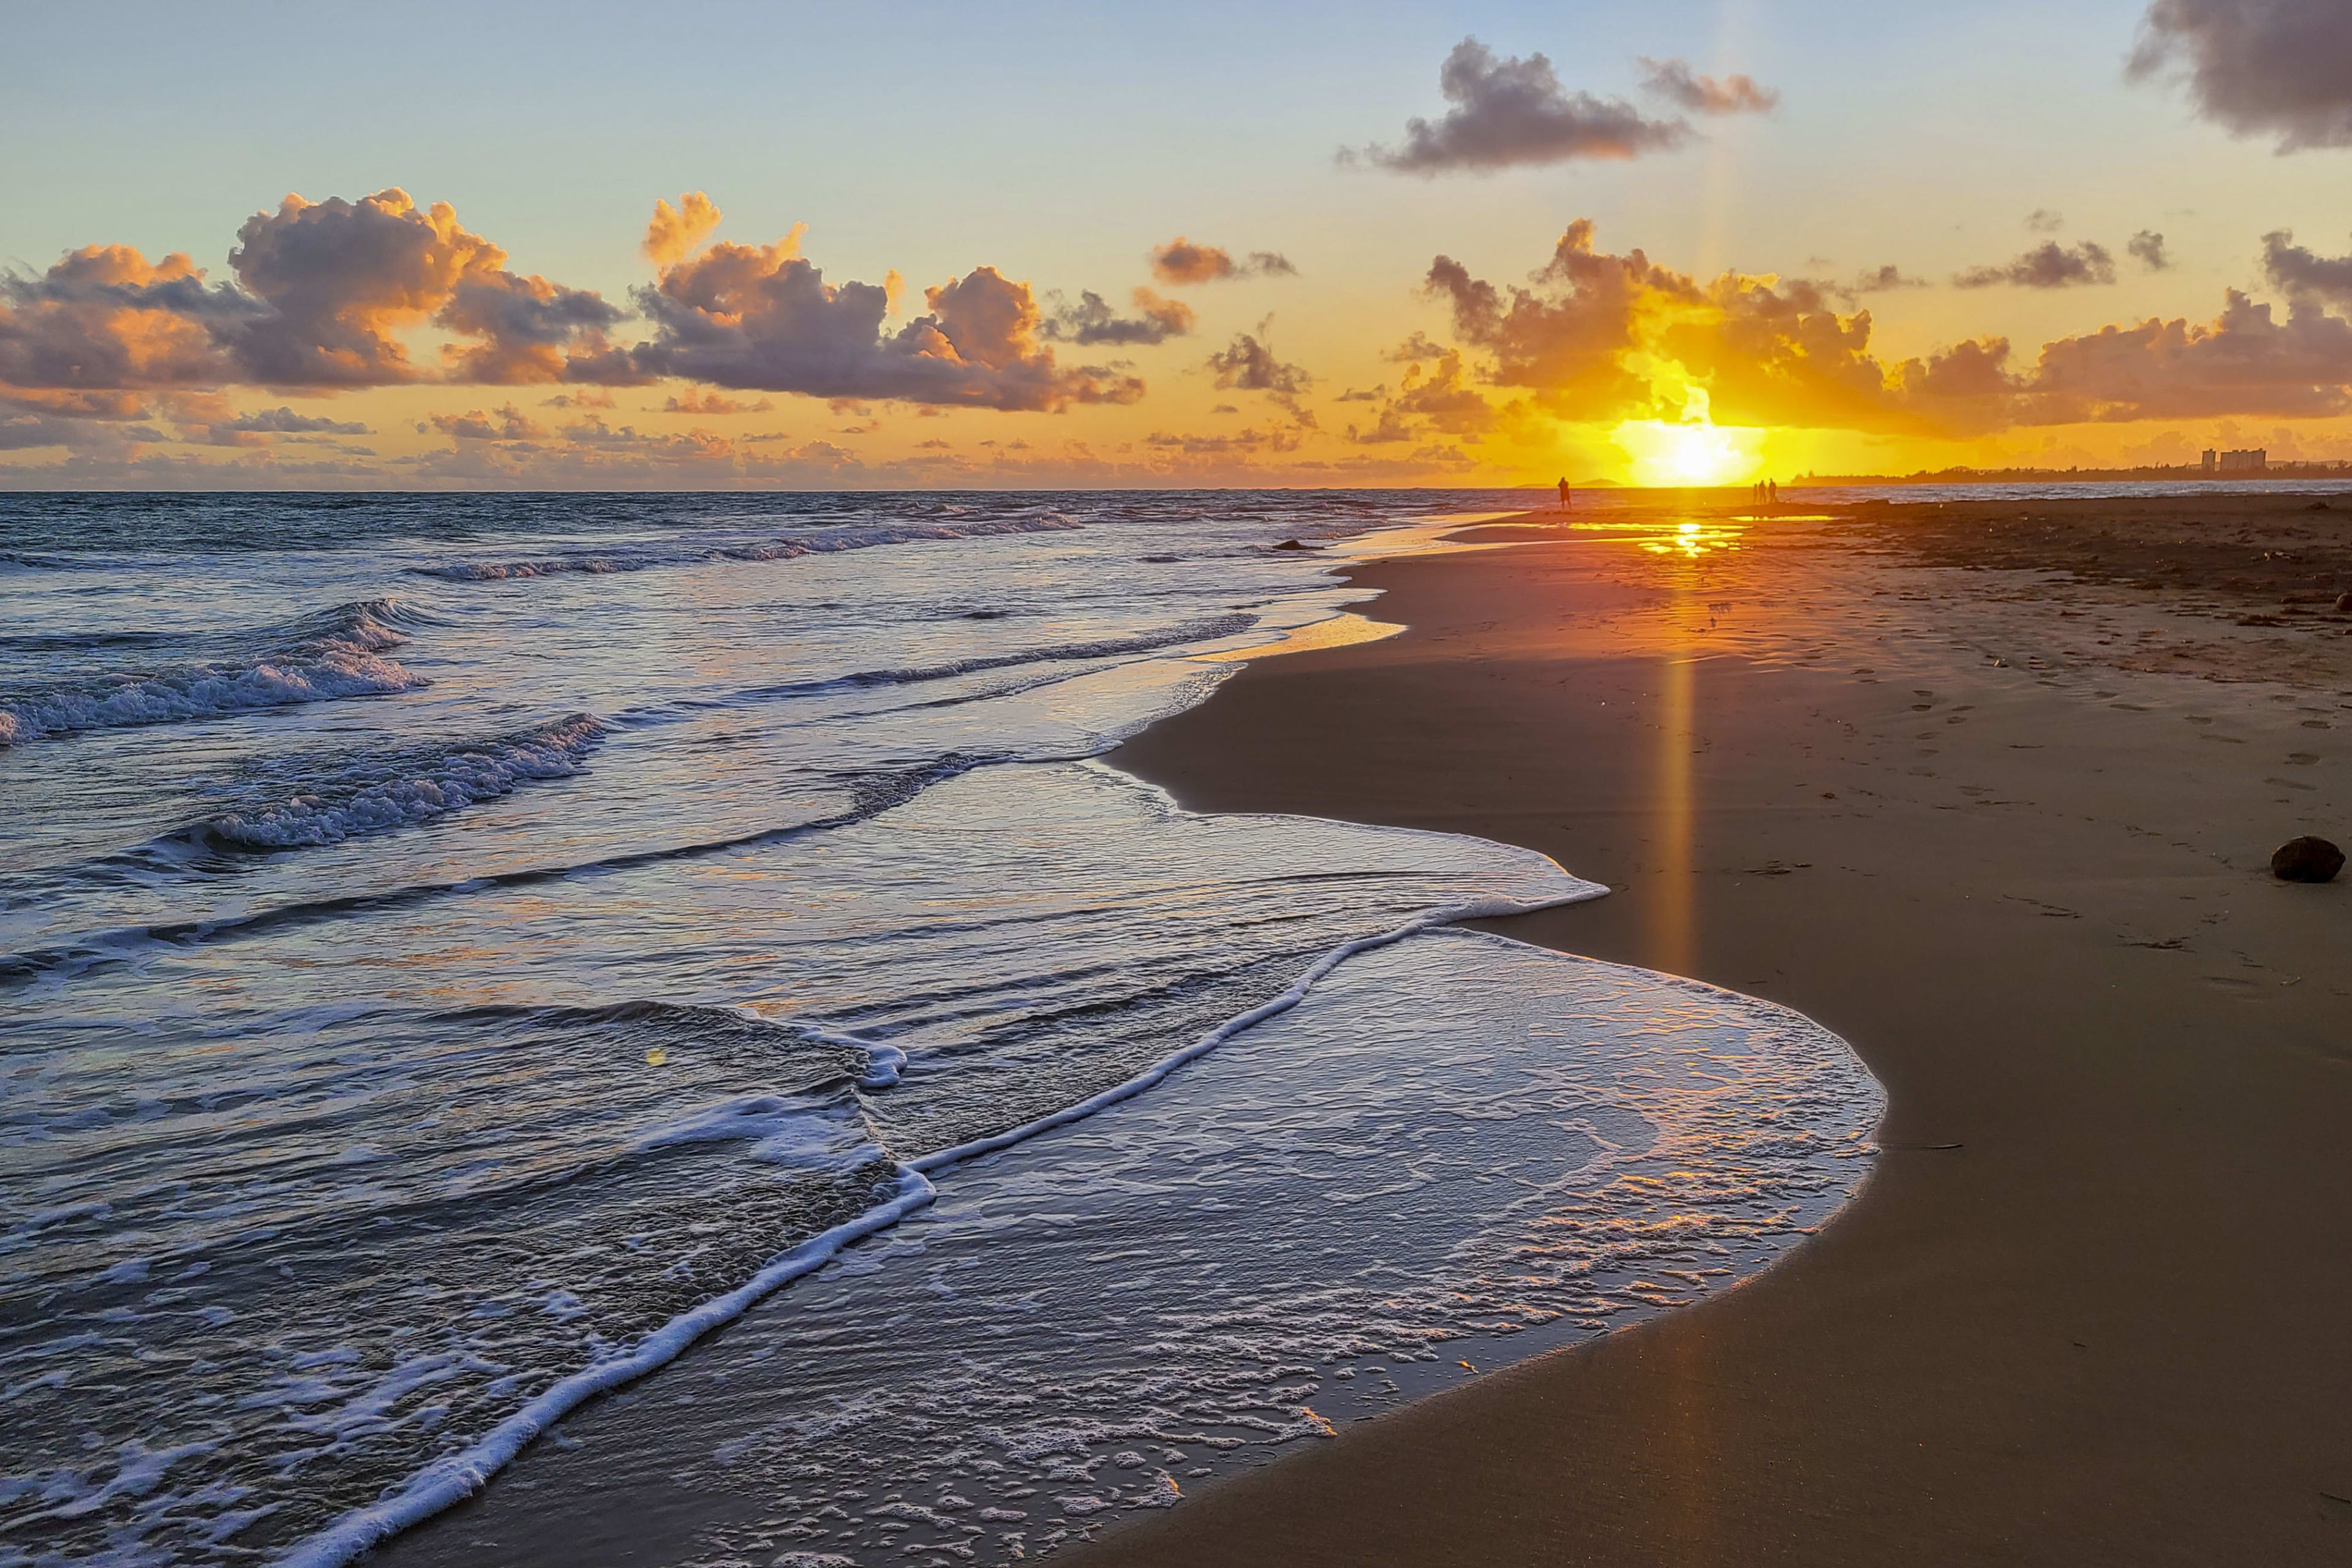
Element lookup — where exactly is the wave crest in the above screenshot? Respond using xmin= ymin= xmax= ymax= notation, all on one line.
xmin=0 ymin=598 xmax=428 ymax=746
xmin=194 ymin=713 xmax=607 ymax=850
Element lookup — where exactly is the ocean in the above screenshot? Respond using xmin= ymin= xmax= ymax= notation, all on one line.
xmin=0 ymin=491 xmax=1882 ymax=1567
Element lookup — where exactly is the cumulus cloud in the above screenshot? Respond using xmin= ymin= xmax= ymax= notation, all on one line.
xmin=1147 ymin=238 xmax=1298 ymax=285
xmin=1423 ymin=220 xmax=1683 ymax=410
xmin=624 ymin=230 xmax=1142 ymax=409
xmin=2128 ymin=230 xmax=2173 ymax=271
xmin=2025 ymin=208 xmax=2066 ymax=233
xmin=644 ymin=192 xmax=722 ymax=266
xmin=225 ymin=190 xmax=510 ymax=383
xmin=0 ymin=246 xmax=245 ymax=391
xmin=2261 ymin=228 xmax=2352 ymax=302
xmin=1418 ymin=219 xmax=2012 ymax=434
xmin=2022 ymin=288 xmax=2352 ymax=420
xmin=1040 ymin=287 xmax=1196 ymax=345
xmin=1953 ymin=241 xmax=2118 ymax=288
xmin=2129 ymin=0 xmax=2352 ymax=151
xmin=1349 ymin=37 xmax=1689 ymax=174
xmin=1637 ymin=57 xmax=1779 ymax=115
xmin=0 ymin=190 xmax=627 ymax=395
xmin=1414 ymin=216 xmax=2352 ymax=438
xmin=0 ymin=189 xmax=1137 ymax=413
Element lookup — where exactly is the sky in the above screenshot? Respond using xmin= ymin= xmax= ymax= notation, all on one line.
xmin=5 ymin=0 xmax=2352 ymax=489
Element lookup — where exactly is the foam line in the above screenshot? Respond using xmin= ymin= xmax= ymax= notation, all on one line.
xmin=268 ymin=871 xmax=1607 ymax=1568
xmin=271 ymin=1167 xmax=940 ymax=1568
xmin=908 ymin=880 xmax=1607 ymax=1175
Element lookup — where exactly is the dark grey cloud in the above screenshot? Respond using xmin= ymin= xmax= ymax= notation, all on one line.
xmin=1349 ymin=37 xmax=1690 ymax=174
xmin=1147 ymin=239 xmax=1297 ymax=286
xmin=1953 ymin=241 xmax=2118 ymax=288
xmin=1040 ymin=287 xmax=1195 ymax=345
xmin=2262 ymin=228 xmax=2352 ymax=302
xmin=1205 ymin=332 xmax=1311 ymax=396
xmin=2129 ymin=0 xmax=2352 ymax=151
xmin=1851 ymin=264 xmax=1930 ymax=293
xmin=2128 ymin=230 xmax=2173 ymax=270
xmin=1636 ymin=56 xmax=1779 ymax=115
xmin=429 ymin=404 xmax=545 ymax=442
xmin=2025 ymin=208 xmax=2065 ymax=233
xmin=1344 ymin=349 xmax=1496 ymax=447
xmin=625 ymin=245 xmax=1142 ymax=410
xmin=435 ymin=273 xmax=625 ymax=383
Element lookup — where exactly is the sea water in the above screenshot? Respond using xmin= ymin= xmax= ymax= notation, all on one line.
xmin=0 ymin=491 xmax=1881 ymax=1568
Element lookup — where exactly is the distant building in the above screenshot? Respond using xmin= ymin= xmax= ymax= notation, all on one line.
xmin=2218 ymin=448 xmax=2267 ymax=474
xmin=2201 ymin=448 xmax=2214 ymax=474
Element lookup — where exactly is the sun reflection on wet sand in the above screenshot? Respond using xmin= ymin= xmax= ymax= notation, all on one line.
xmin=1648 ymin=636 xmax=1698 ymax=977
xmin=1642 ymin=512 xmax=1728 ymax=978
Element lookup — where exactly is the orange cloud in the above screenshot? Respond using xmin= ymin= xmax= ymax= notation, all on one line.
xmin=1148 ymin=238 xmax=1296 ymax=285
xmin=429 ymin=403 xmax=545 ymax=441
xmin=643 ymin=192 xmax=723 ymax=266
xmin=662 ymin=388 xmax=774 ymax=414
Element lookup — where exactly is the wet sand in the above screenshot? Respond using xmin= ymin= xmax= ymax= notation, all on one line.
xmin=1077 ymin=496 xmax=2352 ymax=1565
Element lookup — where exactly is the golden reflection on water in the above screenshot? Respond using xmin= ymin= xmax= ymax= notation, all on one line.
xmin=1640 ymin=518 xmax=1744 ymax=557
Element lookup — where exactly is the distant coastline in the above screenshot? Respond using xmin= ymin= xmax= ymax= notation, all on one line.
xmin=1795 ymin=461 xmax=2352 ymax=486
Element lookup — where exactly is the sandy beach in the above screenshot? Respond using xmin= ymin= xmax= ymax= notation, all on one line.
xmin=1072 ymin=493 xmax=2352 ymax=1565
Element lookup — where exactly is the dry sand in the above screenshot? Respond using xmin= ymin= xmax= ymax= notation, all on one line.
xmin=1074 ymin=493 xmax=2352 ymax=1566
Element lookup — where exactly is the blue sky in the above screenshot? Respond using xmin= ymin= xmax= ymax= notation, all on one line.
xmin=5 ymin=1 xmax=2350 ymax=485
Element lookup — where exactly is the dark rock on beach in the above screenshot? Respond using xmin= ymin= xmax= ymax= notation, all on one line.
xmin=1272 ymin=538 xmax=1313 ymax=551
xmin=2270 ymin=836 xmax=2345 ymax=883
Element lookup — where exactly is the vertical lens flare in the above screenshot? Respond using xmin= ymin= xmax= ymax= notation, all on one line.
xmin=1645 ymin=555 xmax=1700 ymax=977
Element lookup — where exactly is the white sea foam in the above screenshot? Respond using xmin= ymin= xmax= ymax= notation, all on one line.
xmin=0 ymin=600 xmax=427 ymax=746
xmin=270 ymin=863 xmax=1608 ymax=1568
xmin=194 ymin=714 xmax=606 ymax=849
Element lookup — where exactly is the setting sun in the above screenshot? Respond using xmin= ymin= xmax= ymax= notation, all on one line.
xmin=1611 ymin=413 xmax=1766 ymax=488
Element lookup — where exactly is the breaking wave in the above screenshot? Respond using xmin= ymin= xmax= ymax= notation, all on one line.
xmin=0 ymin=598 xmax=429 ymax=746
xmin=186 ymin=713 xmax=608 ymax=850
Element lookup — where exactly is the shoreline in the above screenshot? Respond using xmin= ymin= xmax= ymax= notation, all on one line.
xmin=1077 ymin=499 xmax=2352 ymax=1564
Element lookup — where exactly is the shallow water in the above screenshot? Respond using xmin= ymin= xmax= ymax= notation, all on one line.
xmin=391 ymin=928 xmax=1879 ymax=1568
xmin=0 ymin=490 xmax=1880 ymax=1568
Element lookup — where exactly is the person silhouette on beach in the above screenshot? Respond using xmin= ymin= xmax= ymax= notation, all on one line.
xmin=1558 ymin=477 xmax=1570 ymax=511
